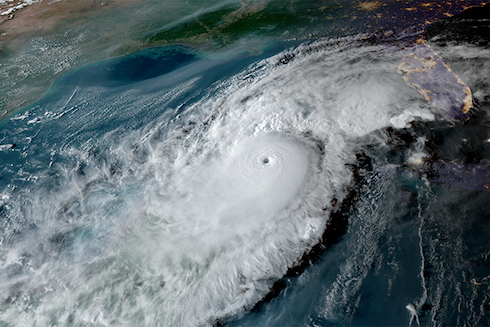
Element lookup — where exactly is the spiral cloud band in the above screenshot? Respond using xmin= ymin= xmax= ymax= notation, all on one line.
xmin=0 ymin=35 xmax=448 ymax=326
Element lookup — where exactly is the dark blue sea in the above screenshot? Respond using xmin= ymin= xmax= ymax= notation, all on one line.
xmin=1 ymin=4 xmax=490 ymax=327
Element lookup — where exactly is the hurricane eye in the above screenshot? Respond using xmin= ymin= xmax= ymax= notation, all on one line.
xmin=262 ymin=158 xmax=270 ymax=164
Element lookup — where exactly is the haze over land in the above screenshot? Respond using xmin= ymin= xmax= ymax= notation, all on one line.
xmin=1 ymin=1 xmax=490 ymax=326
xmin=0 ymin=0 xmax=483 ymax=119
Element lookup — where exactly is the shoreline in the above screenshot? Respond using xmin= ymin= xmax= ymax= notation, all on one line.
xmin=0 ymin=0 xmax=488 ymax=122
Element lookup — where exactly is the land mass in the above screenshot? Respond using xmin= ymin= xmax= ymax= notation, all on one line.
xmin=0 ymin=0 xmax=487 ymax=120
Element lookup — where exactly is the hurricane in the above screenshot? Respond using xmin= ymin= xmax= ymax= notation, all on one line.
xmin=1 ymin=3 xmax=490 ymax=326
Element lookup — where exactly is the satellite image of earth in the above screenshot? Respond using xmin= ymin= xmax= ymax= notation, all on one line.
xmin=1 ymin=0 xmax=490 ymax=326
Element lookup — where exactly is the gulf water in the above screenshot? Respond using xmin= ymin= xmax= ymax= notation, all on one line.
xmin=1 ymin=29 xmax=490 ymax=327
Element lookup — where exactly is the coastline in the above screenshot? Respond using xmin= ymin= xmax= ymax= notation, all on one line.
xmin=0 ymin=0 xmax=488 ymax=121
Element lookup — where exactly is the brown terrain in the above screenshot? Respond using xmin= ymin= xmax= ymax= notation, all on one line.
xmin=1 ymin=0 xmax=116 ymax=51
xmin=1 ymin=0 xmax=487 ymax=54
xmin=0 ymin=0 xmax=487 ymax=119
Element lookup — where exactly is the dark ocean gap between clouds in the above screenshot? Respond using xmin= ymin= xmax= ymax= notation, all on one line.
xmin=217 ymin=4 xmax=490 ymax=325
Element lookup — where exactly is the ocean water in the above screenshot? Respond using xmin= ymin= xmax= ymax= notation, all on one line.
xmin=1 ymin=3 xmax=490 ymax=327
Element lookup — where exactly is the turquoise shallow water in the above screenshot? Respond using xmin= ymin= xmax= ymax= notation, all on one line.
xmin=1 ymin=4 xmax=490 ymax=327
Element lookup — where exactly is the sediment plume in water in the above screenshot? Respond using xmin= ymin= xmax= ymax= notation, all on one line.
xmin=0 ymin=33 xmax=467 ymax=326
